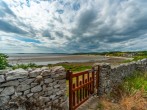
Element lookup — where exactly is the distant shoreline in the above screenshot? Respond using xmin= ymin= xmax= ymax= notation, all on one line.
xmin=8 ymin=54 xmax=106 ymax=65
xmin=7 ymin=53 xmax=132 ymax=66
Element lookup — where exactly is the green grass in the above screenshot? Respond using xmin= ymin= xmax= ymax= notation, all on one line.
xmin=122 ymin=55 xmax=147 ymax=63
xmin=48 ymin=63 xmax=91 ymax=72
xmin=133 ymin=55 xmax=147 ymax=61
xmin=117 ymin=71 xmax=147 ymax=95
xmin=12 ymin=63 xmax=40 ymax=70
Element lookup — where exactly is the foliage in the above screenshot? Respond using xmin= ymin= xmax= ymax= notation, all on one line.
xmin=122 ymin=71 xmax=147 ymax=93
xmin=0 ymin=53 xmax=9 ymax=70
xmin=12 ymin=63 xmax=39 ymax=70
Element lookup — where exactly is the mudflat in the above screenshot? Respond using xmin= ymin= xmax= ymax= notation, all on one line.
xmin=7 ymin=54 xmax=131 ymax=66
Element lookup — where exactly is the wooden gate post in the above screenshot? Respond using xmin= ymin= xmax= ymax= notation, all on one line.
xmin=69 ymin=71 xmax=73 ymax=110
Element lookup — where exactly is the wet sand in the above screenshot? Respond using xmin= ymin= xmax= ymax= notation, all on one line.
xmin=8 ymin=54 xmax=132 ymax=66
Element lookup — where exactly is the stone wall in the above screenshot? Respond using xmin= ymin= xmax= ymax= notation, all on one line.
xmin=0 ymin=66 xmax=67 ymax=110
xmin=93 ymin=58 xmax=147 ymax=95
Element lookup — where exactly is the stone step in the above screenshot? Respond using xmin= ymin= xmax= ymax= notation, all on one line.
xmin=77 ymin=96 xmax=99 ymax=110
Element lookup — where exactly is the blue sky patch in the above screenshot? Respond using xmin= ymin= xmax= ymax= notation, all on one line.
xmin=15 ymin=37 xmax=41 ymax=43
xmin=73 ymin=3 xmax=80 ymax=11
xmin=56 ymin=9 xmax=64 ymax=14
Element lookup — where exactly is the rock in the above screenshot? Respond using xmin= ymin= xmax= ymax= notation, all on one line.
xmin=0 ymin=88 xmax=4 ymax=92
xmin=15 ymin=92 xmax=23 ymax=96
xmin=27 ymin=93 xmax=33 ymax=98
xmin=41 ymin=70 xmax=51 ymax=76
xmin=0 ymin=75 xmax=5 ymax=83
xmin=46 ymin=87 xmax=53 ymax=91
xmin=50 ymin=95 xmax=56 ymax=100
xmin=54 ymin=89 xmax=59 ymax=93
xmin=0 ymin=96 xmax=10 ymax=106
xmin=17 ymin=105 xmax=27 ymax=110
xmin=49 ymin=83 xmax=53 ymax=86
xmin=29 ymin=68 xmax=41 ymax=77
xmin=58 ymin=80 xmax=65 ymax=84
xmin=41 ymin=67 xmax=49 ymax=70
xmin=34 ymin=75 xmax=43 ymax=83
xmin=44 ymin=107 xmax=51 ymax=110
xmin=27 ymin=68 xmax=32 ymax=72
xmin=54 ymin=84 xmax=60 ymax=88
xmin=0 ymin=86 xmax=15 ymax=96
xmin=6 ymin=69 xmax=28 ymax=80
xmin=44 ymin=91 xmax=53 ymax=96
xmin=53 ymin=81 xmax=57 ymax=86
xmin=20 ymin=78 xmax=35 ymax=85
xmin=17 ymin=84 xmax=30 ymax=92
xmin=31 ymin=83 xmax=38 ymax=87
xmin=24 ymin=89 xmax=30 ymax=95
xmin=0 ymin=70 xmax=8 ymax=75
xmin=0 ymin=80 xmax=19 ymax=87
xmin=38 ymin=91 xmax=44 ymax=96
xmin=18 ymin=78 xmax=27 ymax=82
xmin=44 ymin=78 xmax=53 ymax=84
xmin=31 ymin=85 xmax=42 ymax=93
xmin=56 ymin=91 xmax=62 ymax=95
xmin=51 ymin=66 xmax=65 ymax=73
xmin=54 ymin=74 xmax=66 ymax=79
xmin=39 ymin=96 xmax=50 ymax=102
xmin=60 ymin=101 xmax=68 ymax=110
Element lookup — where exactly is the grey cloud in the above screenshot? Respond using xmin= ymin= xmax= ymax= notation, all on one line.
xmin=0 ymin=1 xmax=16 ymax=17
xmin=1 ymin=0 xmax=147 ymax=53
xmin=42 ymin=30 xmax=55 ymax=40
xmin=55 ymin=31 xmax=63 ymax=38
xmin=72 ymin=9 xmax=98 ymax=35
xmin=64 ymin=0 xmax=147 ymax=52
xmin=0 ymin=20 xmax=27 ymax=35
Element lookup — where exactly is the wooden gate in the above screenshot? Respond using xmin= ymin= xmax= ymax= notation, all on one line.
xmin=67 ymin=67 xmax=99 ymax=110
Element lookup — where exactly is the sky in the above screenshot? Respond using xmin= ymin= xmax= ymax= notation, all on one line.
xmin=0 ymin=0 xmax=147 ymax=53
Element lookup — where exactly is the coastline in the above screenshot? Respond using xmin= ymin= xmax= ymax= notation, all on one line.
xmin=7 ymin=54 xmax=132 ymax=66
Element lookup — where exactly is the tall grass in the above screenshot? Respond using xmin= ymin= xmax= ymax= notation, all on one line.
xmin=122 ymin=71 xmax=147 ymax=93
xmin=97 ymin=71 xmax=147 ymax=110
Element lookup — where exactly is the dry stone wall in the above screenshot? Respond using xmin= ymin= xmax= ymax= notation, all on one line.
xmin=93 ymin=58 xmax=147 ymax=95
xmin=0 ymin=66 xmax=67 ymax=110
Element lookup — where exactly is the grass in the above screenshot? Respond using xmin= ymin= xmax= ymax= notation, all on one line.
xmin=12 ymin=63 xmax=40 ymax=70
xmin=96 ymin=71 xmax=147 ymax=110
xmin=48 ymin=63 xmax=91 ymax=72
xmin=122 ymin=71 xmax=147 ymax=92
xmin=11 ymin=62 xmax=91 ymax=72
xmin=122 ymin=55 xmax=147 ymax=63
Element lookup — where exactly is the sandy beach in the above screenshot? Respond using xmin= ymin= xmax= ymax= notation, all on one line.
xmin=7 ymin=54 xmax=132 ymax=66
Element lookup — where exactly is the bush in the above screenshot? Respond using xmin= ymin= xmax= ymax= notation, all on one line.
xmin=0 ymin=53 xmax=9 ymax=70
xmin=12 ymin=63 xmax=39 ymax=70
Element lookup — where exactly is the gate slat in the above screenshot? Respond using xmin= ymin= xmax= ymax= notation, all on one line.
xmin=68 ymin=67 xmax=99 ymax=110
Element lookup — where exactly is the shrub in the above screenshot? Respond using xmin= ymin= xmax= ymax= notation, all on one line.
xmin=0 ymin=53 xmax=9 ymax=70
xmin=12 ymin=63 xmax=39 ymax=70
